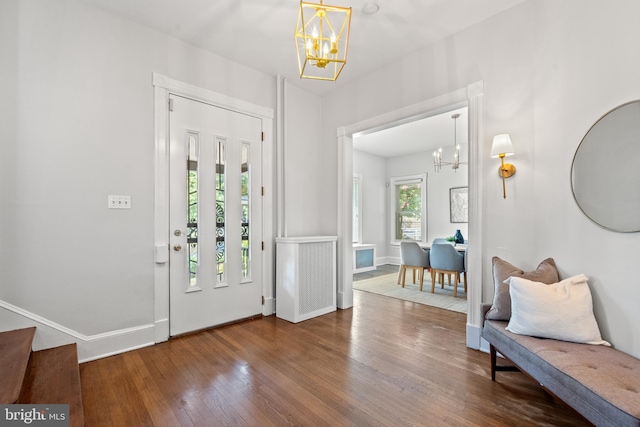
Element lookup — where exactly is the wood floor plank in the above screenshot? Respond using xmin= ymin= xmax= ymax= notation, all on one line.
xmin=215 ymin=325 xmax=376 ymax=426
xmin=184 ymin=332 xmax=279 ymax=427
xmin=123 ymin=351 xmax=183 ymax=427
xmin=97 ymin=356 xmax=130 ymax=426
xmin=80 ymin=361 xmax=112 ymax=426
xmin=166 ymin=335 xmax=250 ymax=426
xmin=80 ymin=290 xmax=589 ymax=426
xmin=144 ymin=345 xmax=197 ymax=427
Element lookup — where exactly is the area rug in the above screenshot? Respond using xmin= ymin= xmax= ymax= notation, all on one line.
xmin=353 ymin=273 xmax=467 ymax=314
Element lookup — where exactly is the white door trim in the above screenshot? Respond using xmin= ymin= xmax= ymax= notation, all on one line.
xmin=337 ymin=81 xmax=484 ymax=349
xmin=152 ymin=73 xmax=275 ymax=343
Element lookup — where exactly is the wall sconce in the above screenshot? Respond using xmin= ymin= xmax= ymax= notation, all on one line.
xmin=491 ymin=134 xmax=516 ymax=199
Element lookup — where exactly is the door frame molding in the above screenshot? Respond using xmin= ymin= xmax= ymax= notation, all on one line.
xmin=336 ymin=81 xmax=485 ymax=349
xmin=152 ymin=73 xmax=275 ymax=343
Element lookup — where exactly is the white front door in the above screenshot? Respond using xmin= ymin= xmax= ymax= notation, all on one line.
xmin=169 ymin=94 xmax=263 ymax=336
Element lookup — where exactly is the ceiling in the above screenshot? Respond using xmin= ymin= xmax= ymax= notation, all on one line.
xmin=80 ymin=0 xmax=525 ymax=96
xmin=353 ymin=106 xmax=468 ymax=158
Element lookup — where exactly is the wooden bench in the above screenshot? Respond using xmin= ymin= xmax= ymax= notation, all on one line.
xmin=483 ymin=319 xmax=640 ymax=427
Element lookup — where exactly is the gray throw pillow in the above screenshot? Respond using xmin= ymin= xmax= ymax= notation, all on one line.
xmin=485 ymin=257 xmax=559 ymax=321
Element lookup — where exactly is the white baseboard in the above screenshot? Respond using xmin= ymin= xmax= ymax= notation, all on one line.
xmin=79 ymin=326 xmax=155 ymax=363
xmin=380 ymin=256 xmax=400 ymax=266
xmin=263 ymin=297 xmax=275 ymax=316
xmin=337 ymin=290 xmax=353 ymax=310
xmin=154 ymin=318 xmax=169 ymax=344
xmin=479 ymin=336 xmax=490 ymax=354
xmin=466 ymin=320 xmax=490 ymax=354
xmin=379 ymin=256 xmax=400 ymax=265
xmin=0 ymin=299 xmax=155 ymax=363
xmin=466 ymin=322 xmax=482 ymax=350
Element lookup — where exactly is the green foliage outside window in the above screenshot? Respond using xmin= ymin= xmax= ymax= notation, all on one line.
xmin=396 ymin=183 xmax=422 ymax=241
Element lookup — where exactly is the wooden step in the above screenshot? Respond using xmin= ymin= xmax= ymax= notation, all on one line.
xmin=18 ymin=343 xmax=84 ymax=427
xmin=0 ymin=327 xmax=36 ymax=403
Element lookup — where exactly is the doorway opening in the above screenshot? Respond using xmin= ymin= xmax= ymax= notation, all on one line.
xmin=336 ymin=82 xmax=485 ymax=349
xmin=351 ymin=106 xmax=469 ymax=313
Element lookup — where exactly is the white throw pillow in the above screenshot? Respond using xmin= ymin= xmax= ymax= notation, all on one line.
xmin=506 ymin=274 xmax=610 ymax=346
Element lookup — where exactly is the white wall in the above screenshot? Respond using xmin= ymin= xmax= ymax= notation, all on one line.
xmin=529 ymin=1 xmax=640 ymax=356
xmin=0 ymin=0 xmax=276 ymax=346
xmin=352 ymin=150 xmax=387 ymax=260
xmin=321 ymin=0 xmax=640 ymax=357
xmin=283 ymin=82 xmax=324 ymax=237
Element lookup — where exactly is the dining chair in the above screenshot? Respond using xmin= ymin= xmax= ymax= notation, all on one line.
xmin=397 ymin=241 xmax=430 ymax=291
xmin=431 ymin=238 xmax=453 ymax=245
xmin=429 ymin=243 xmax=467 ymax=297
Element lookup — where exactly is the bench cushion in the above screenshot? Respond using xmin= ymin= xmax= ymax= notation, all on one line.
xmin=483 ymin=320 xmax=640 ymax=427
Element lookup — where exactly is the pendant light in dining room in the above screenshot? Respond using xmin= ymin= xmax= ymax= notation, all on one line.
xmin=434 ymin=114 xmax=467 ymax=173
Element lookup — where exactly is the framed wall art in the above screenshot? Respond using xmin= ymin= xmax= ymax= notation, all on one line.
xmin=450 ymin=186 xmax=468 ymax=223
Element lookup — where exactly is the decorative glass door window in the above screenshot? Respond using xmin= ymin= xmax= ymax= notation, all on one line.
xmin=182 ymin=134 xmax=253 ymax=288
xmin=241 ymin=144 xmax=251 ymax=280
xmin=216 ymin=138 xmax=226 ymax=283
xmin=187 ymin=133 xmax=199 ymax=287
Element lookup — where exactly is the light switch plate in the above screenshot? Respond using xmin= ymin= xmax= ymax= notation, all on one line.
xmin=108 ymin=195 xmax=131 ymax=209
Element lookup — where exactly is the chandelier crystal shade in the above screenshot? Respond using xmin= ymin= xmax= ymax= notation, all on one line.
xmin=295 ymin=0 xmax=352 ymax=81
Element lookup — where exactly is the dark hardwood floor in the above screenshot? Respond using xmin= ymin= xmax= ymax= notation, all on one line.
xmin=80 ymin=291 xmax=587 ymax=426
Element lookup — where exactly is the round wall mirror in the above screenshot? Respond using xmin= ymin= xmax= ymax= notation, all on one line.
xmin=571 ymin=100 xmax=640 ymax=232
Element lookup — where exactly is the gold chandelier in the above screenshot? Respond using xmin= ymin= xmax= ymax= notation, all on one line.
xmin=295 ymin=0 xmax=352 ymax=81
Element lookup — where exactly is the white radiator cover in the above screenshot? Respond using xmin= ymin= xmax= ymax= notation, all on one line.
xmin=275 ymin=236 xmax=337 ymax=323
xmin=353 ymin=243 xmax=376 ymax=273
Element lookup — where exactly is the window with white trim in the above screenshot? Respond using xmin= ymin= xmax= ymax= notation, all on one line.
xmin=390 ymin=173 xmax=427 ymax=243
xmin=352 ymin=174 xmax=362 ymax=244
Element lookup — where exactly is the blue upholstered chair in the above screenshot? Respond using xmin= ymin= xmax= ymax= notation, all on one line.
xmin=429 ymin=243 xmax=467 ymax=297
xmin=397 ymin=241 xmax=430 ymax=291
xmin=431 ymin=238 xmax=453 ymax=245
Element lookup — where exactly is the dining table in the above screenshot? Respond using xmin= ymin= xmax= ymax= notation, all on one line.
xmin=419 ymin=242 xmax=467 ymax=252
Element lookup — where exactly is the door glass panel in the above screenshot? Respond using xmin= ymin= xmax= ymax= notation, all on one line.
xmin=216 ymin=138 xmax=226 ymax=283
xmin=241 ymin=144 xmax=250 ymax=279
xmin=187 ymin=133 xmax=199 ymax=287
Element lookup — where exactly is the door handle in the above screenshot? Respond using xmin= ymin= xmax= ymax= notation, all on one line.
xmin=173 ymin=244 xmax=182 ymax=252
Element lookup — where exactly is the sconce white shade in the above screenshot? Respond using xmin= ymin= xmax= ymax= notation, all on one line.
xmin=491 ymin=134 xmax=515 ymax=158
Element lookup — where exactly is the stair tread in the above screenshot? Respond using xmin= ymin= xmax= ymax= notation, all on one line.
xmin=18 ymin=343 xmax=84 ymax=427
xmin=0 ymin=327 xmax=36 ymax=404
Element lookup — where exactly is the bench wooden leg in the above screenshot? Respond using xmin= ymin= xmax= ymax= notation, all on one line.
xmin=490 ymin=344 xmax=497 ymax=381
xmin=489 ymin=344 xmax=520 ymax=381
